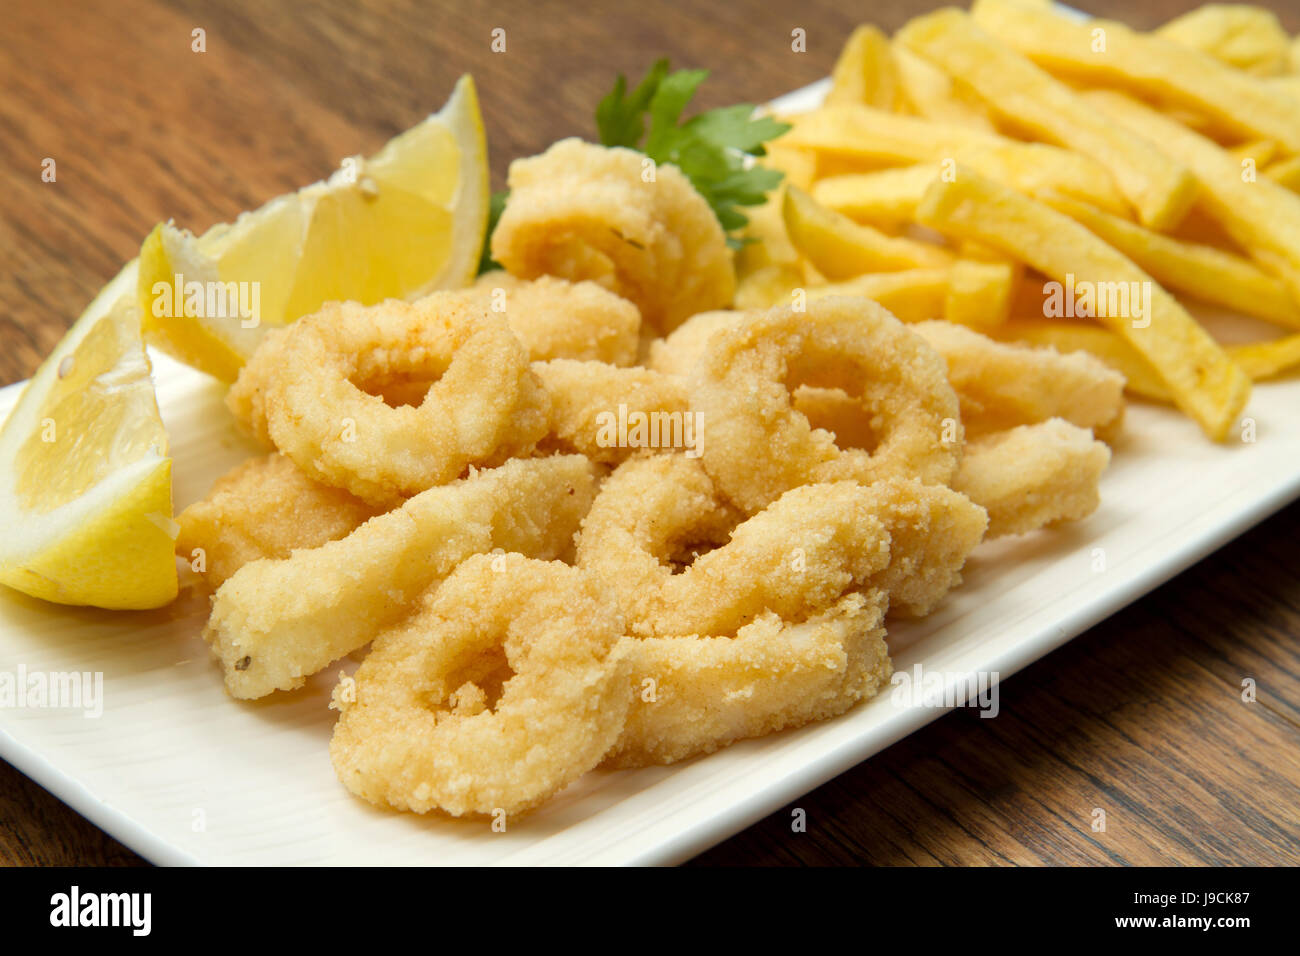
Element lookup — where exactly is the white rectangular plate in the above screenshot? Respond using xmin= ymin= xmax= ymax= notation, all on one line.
xmin=2 ymin=80 xmax=1299 ymax=866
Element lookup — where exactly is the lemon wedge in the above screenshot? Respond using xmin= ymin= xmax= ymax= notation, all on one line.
xmin=138 ymin=74 xmax=489 ymax=380
xmin=0 ymin=262 xmax=177 ymax=609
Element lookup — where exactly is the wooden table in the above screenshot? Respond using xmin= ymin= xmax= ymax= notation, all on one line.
xmin=2 ymin=0 xmax=1298 ymax=867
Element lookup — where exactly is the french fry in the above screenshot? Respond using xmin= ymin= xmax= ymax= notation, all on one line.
xmin=810 ymin=165 xmax=938 ymax=227
xmin=735 ymin=191 xmax=800 ymax=276
xmin=1087 ymin=89 xmax=1300 ymax=304
xmin=944 ymin=259 xmax=1015 ymax=331
xmin=1270 ymin=75 xmax=1300 ymax=102
xmin=971 ymin=0 xmax=1300 ymax=153
xmin=892 ymin=44 xmax=996 ymax=131
xmin=783 ymin=105 xmax=1130 ymax=215
xmin=1265 ymin=156 xmax=1300 ymax=194
xmin=1155 ymin=4 xmax=1291 ymax=77
xmin=806 ymin=262 xmax=1013 ymax=327
xmin=1228 ymin=140 xmax=1278 ymax=168
xmin=761 ymin=143 xmax=817 ymax=191
xmin=826 ymin=25 xmax=901 ymax=109
xmin=798 ymin=270 xmax=946 ymax=319
xmin=734 ymin=263 xmax=806 ymax=311
xmin=1041 ymin=193 xmax=1300 ymax=329
xmin=916 ymin=168 xmax=1251 ymax=440
xmin=897 ymin=8 xmax=1197 ymax=229
xmin=1229 ymin=333 xmax=1300 ymax=381
xmin=782 ymin=185 xmax=952 ymax=278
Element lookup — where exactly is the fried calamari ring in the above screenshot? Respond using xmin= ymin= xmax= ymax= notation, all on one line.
xmin=690 ymin=296 xmax=963 ymax=513
xmin=913 ymin=320 xmax=1125 ymax=439
xmin=577 ymin=456 xmax=982 ymax=765
xmin=206 ymin=455 xmax=599 ymax=699
xmin=330 ymin=554 xmax=630 ymax=817
xmin=227 ymin=294 xmax=550 ymax=505
xmin=605 ymin=591 xmax=891 ymax=767
xmin=532 ymin=359 xmax=694 ymax=463
xmin=176 ymin=453 xmax=382 ymax=589
xmin=491 ymin=138 xmax=735 ymax=334
xmin=952 ymin=418 xmax=1110 ymax=538
xmin=578 ymin=455 xmax=986 ymax=628
xmin=576 ymin=455 xmax=890 ymax=638
xmin=467 ymin=272 xmax=641 ymax=365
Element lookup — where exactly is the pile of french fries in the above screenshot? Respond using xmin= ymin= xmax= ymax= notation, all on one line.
xmin=743 ymin=0 xmax=1300 ymax=441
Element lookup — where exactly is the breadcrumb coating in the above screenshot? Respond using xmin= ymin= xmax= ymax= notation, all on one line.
xmin=331 ymin=554 xmax=630 ymax=816
xmin=953 ymin=418 xmax=1110 ymax=537
xmin=205 ymin=455 xmax=599 ymax=699
xmin=492 ymin=138 xmax=735 ymax=333
xmin=175 ymin=453 xmax=381 ymax=589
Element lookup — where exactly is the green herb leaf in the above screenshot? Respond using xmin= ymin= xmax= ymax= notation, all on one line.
xmin=596 ymin=60 xmax=791 ymax=240
xmin=480 ymin=60 xmax=791 ymax=268
xmin=596 ymin=58 xmax=671 ymax=148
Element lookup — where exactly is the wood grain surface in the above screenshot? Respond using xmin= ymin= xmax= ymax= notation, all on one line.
xmin=2 ymin=0 xmax=1298 ymax=867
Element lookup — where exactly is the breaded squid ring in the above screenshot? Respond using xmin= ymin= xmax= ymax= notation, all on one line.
xmin=532 ymin=359 xmax=694 ymax=464
xmin=176 ymin=453 xmax=382 ymax=590
xmin=576 ymin=455 xmax=891 ymax=637
xmin=690 ymin=296 xmax=963 ymax=513
xmin=329 ymin=554 xmax=631 ymax=817
xmin=467 ymin=272 xmax=642 ymax=365
xmin=578 ymin=455 xmax=986 ymax=626
xmin=605 ymin=591 xmax=891 ymax=768
xmin=227 ymin=294 xmax=550 ymax=505
xmin=491 ymin=138 xmax=736 ymax=334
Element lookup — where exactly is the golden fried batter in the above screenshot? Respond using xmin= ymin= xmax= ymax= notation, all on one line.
xmin=533 ymin=359 xmax=694 ymax=463
xmin=913 ymin=320 xmax=1125 ymax=438
xmin=691 ymin=297 xmax=962 ymax=513
xmin=467 ymin=272 xmax=642 ymax=365
xmin=331 ymin=555 xmax=630 ymax=816
xmin=953 ymin=418 xmax=1110 ymax=537
xmin=205 ymin=455 xmax=599 ymax=699
xmin=176 ymin=453 xmax=381 ymax=589
xmin=227 ymin=294 xmax=550 ymax=505
xmin=606 ymin=592 xmax=891 ymax=767
xmin=491 ymin=138 xmax=735 ymax=334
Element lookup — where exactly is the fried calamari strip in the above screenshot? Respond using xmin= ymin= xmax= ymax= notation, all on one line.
xmin=491 ymin=138 xmax=735 ymax=334
xmin=952 ymin=418 xmax=1110 ymax=538
xmin=532 ymin=359 xmax=693 ymax=463
xmin=646 ymin=309 xmax=744 ymax=378
xmin=175 ymin=453 xmax=382 ymax=589
xmin=467 ymin=272 xmax=642 ymax=365
xmin=605 ymin=591 xmax=890 ymax=767
xmin=578 ymin=455 xmax=986 ymax=627
xmin=577 ymin=456 xmax=890 ymax=637
xmin=205 ymin=455 xmax=599 ymax=699
xmin=912 ymin=320 xmax=1126 ymax=438
xmin=330 ymin=555 xmax=630 ymax=816
xmin=227 ymin=294 xmax=550 ymax=505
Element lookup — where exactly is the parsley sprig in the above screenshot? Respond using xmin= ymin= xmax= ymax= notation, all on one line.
xmin=596 ymin=59 xmax=791 ymax=246
xmin=479 ymin=59 xmax=790 ymax=272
